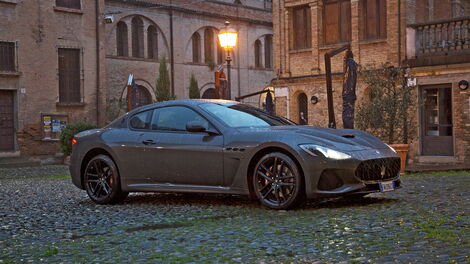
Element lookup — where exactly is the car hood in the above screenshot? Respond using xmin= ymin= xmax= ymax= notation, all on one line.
xmin=240 ymin=125 xmax=389 ymax=152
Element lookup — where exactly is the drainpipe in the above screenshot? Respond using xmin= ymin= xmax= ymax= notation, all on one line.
xmin=169 ymin=0 xmax=175 ymax=97
xmin=95 ymin=0 xmax=101 ymax=126
xmin=398 ymin=0 xmax=402 ymax=65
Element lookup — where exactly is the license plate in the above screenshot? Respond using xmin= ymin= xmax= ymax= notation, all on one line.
xmin=379 ymin=181 xmax=394 ymax=192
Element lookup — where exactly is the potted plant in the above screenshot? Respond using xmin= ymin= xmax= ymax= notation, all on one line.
xmin=355 ymin=63 xmax=416 ymax=174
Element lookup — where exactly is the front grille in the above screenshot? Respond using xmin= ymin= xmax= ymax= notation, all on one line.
xmin=355 ymin=158 xmax=400 ymax=182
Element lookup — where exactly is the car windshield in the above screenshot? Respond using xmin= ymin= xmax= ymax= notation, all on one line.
xmin=200 ymin=103 xmax=296 ymax=127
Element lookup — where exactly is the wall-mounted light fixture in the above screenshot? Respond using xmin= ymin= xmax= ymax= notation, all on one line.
xmin=459 ymin=80 xmax=469 ymax=90
xmin=310 ymin=96 xmax=318 ymax=105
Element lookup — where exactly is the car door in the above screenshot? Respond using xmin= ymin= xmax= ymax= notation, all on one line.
xmin=116 ymin=110 xmax=153 ymax=185
xmin=140 ymin=106 xmax=224 ymax=186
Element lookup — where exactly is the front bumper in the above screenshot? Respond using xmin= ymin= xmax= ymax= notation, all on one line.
xmin=301 ymin=148 xmax=401 ymax=199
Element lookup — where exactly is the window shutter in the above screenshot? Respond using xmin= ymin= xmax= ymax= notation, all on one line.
xmin=379 ymin=0 xmax=387 ymax=38
xmin=305 ymin=8 xmax=312 ymax=48
xmin=192 ymin=33 xmax=200 ymax=63
xmin=365 ymin=0 xmax=377 ymax=39
xmin=0 ymin=42 xmax=15 ymax=71
xmin=324 ymin=3 xmax=339 ymax=44
xmin=116 ymin=22 xmax=128 ymax=57
xmin=58 ymin=49 xmax=80 ymax=103
xmin=204 ymin=29 xmax=214 ymax=63
xmin=340 ymin=0 xmax=351 ymax=42
xmin=147 ymin=26 xmax=158 ymax=59
xmin=264 ymin=35 xmax=273 ymax=68
xmin=255 ymin=40 xmax=262 ymax=68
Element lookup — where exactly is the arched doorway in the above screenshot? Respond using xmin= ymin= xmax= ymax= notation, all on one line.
xmin=201 ymin=88 xmax=216 ymax=99
xmin=129 ymin=85 xmax=152 ymax=108
xmin=298 ymin=93 xmax=308 ymax=125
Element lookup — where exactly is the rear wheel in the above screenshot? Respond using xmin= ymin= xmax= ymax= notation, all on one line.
xmin=84 ymin=155 xmax=128 ymax=204
xmin=252 ymin=152 xmax=304 ymax=209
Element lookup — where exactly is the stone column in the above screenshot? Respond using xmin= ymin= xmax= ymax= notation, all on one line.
xmin=310 ymin=1 xmax=321 ymax=74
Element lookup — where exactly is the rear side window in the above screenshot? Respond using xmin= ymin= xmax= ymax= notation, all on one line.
xmin=130 ymin=110 xmax=151 ymax=129
xmin=151 ymin=106 xmax=209 ymax=131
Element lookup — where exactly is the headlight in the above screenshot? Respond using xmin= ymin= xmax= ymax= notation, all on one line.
xmin=299 ymin=144 xmax=351 ymax=160
xmin=385 ymin=143 xmax=397 ymax=154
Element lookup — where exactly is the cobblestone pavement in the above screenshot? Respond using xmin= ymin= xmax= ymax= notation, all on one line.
xmin=0 ymin=166 xmax=469 ymax=263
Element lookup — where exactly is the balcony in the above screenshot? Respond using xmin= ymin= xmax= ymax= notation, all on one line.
xmin=406 ymin=17 xmax=470 ymax=67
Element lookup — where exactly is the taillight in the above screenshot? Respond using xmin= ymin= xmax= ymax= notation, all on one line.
xmin=72 ymin=138 xmax=77 ymax=145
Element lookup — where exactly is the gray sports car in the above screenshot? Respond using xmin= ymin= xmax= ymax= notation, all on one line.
xmin=70 ymin=99 xmax=401 ymax=209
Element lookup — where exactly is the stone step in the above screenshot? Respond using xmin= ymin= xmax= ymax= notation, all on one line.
xmin=0 ymin=157 xmax=41 ymax=168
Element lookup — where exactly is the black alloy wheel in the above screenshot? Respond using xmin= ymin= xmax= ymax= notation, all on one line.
xmin=84 ymin=155 xmax=128 ymax=204
xmin=253 ymin=152 xmax=304 ymax=209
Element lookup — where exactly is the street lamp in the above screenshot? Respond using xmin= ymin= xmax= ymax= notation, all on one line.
xmin=218 ymin=21 xmax=238 ymax=100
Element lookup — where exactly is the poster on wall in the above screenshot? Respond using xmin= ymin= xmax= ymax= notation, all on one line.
xmin=42 ymin=114 xmax=68 ymax=140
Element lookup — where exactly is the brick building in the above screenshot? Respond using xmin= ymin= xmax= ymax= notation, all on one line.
xmin=104 ymin=0 xmax=274 ymax=118
xmin=0 ymin=0 xmax=106 ymax=158
xmin=0 ymin=0 xmax=273 ymax=160
xmin=272 ymin=0 xmax=470 ymax=168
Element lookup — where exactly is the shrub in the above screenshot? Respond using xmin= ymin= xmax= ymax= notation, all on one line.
xmin=189 ymin=74 xmax=200 ymax=99
xmin=59 ymin=122 xmax=97 ymax=156
xmin=155 ymin=56 xmax=171 ymax=102
xmin=355 ymin=63 xmax=416 ymax=144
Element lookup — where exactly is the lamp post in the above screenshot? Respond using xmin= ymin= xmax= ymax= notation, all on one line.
xmin=218 ymin=21 xmax=238 ymax=100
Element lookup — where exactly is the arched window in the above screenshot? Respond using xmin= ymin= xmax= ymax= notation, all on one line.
xmin=116 ymin=21 xmax=128 ymax=57
xmin=147 ymin=25 xmax=158 ymax=59
xmin=264 ymin=35 xmax=273 ymax=68
xmin=254 ymin=39 xmax=262 ymax=68
xmin=204 ymin=28 xmax=214 ymax=63
xmin=298 ymin=93 xmax=308 ymax=125
xmin=202 ymin=88 xmax=216 ymax=99
xmin=129 ymin=85 xmax=152 ymax=108
xmin=131 ymin=16 xmax=144 ymax=58
xmin=192 ymin=32 xmax=201 ymax=63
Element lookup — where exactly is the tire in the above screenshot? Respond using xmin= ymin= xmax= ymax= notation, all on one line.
xmin=252 ymin=152 xmax=304 ymax=209
xmin=84 ymin=154 xmax=128 ymax=204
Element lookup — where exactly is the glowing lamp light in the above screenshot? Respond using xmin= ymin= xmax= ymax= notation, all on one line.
xmin=218 ymin=21 xmax=238 ymax=50
xmin=72 ymin=138 xmax=77 ymax=145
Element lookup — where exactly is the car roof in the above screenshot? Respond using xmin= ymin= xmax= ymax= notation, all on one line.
xmin=127 ymin=99 xmax=239 ymax=115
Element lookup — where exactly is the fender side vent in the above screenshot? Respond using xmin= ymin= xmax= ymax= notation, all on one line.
xmin=342 ymin=134 xmax=355 ymax=138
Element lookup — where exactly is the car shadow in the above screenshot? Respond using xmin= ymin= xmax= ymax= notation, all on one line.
xmin=100 ymin=192 xmax=399 ymax=210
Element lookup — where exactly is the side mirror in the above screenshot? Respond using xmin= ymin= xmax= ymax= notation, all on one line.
xmin=186 ymin=121 xmax=206 ymax=133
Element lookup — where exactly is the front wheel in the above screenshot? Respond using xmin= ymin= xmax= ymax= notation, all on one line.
xmin=84 ymin=154 xmax=128 ymax=204
xmin=252 ymin=152 xmax=304 ymax=209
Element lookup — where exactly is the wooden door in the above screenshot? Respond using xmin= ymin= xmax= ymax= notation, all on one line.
xmin=421 ymin=86 xmax=453 ymax=156
xmin=0 ymin=90 xmax=14 ymax=151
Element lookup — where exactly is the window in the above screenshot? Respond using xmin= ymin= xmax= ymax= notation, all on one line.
xmin=58 ymin=48 xmax=81 ymax=103
xmin=292 ymin=6 xmax=312 ymax=50
xmin=323 ymin=0 xmax=351 ymax=44
xmin=254 ymin=39 xmax=262 ymax=68
xmin=131 ymin=17 xmax=144 ymax=58
xmin=204 ymin=28 xmax=214 ymax=64
xmin=147 ymin=25 xmax=158 ymax=59
xmin=298 ymin=93 xmax=308 ymax=125
xmin=130 ymin=111 xmax=151 ymax=130
xmin=56 ymin=0 xmax=80 ymax=9
xmin=200 ymin=103 xmax=295 ymax=127
xmin=192 ymin=32 xmax=201 ymax=63
xmin=116 ymin=21 xmax=128 ymax=57
xmin=0 ymin=41 xmax=15 ymax=72
xmin=362 ymin=0 xmax=387 ymax=40
xmin=264 ymin=35 xmax=273 ymax=68
xmin=151 ymin=106 xmax=209 ymax=131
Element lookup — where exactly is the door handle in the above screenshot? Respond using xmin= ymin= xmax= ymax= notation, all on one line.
xmin=142 ymin=139 xmax=156 ymax=145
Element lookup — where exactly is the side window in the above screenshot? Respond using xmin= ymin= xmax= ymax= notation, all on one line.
xmin=151 ymin=106 xmax=209 ymax=131
xmin=130 ymin=111 xmax=151 ymax=129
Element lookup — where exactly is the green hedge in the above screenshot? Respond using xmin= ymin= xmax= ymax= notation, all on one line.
xmin=59 ymin=122 xmax=97 ymax=156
